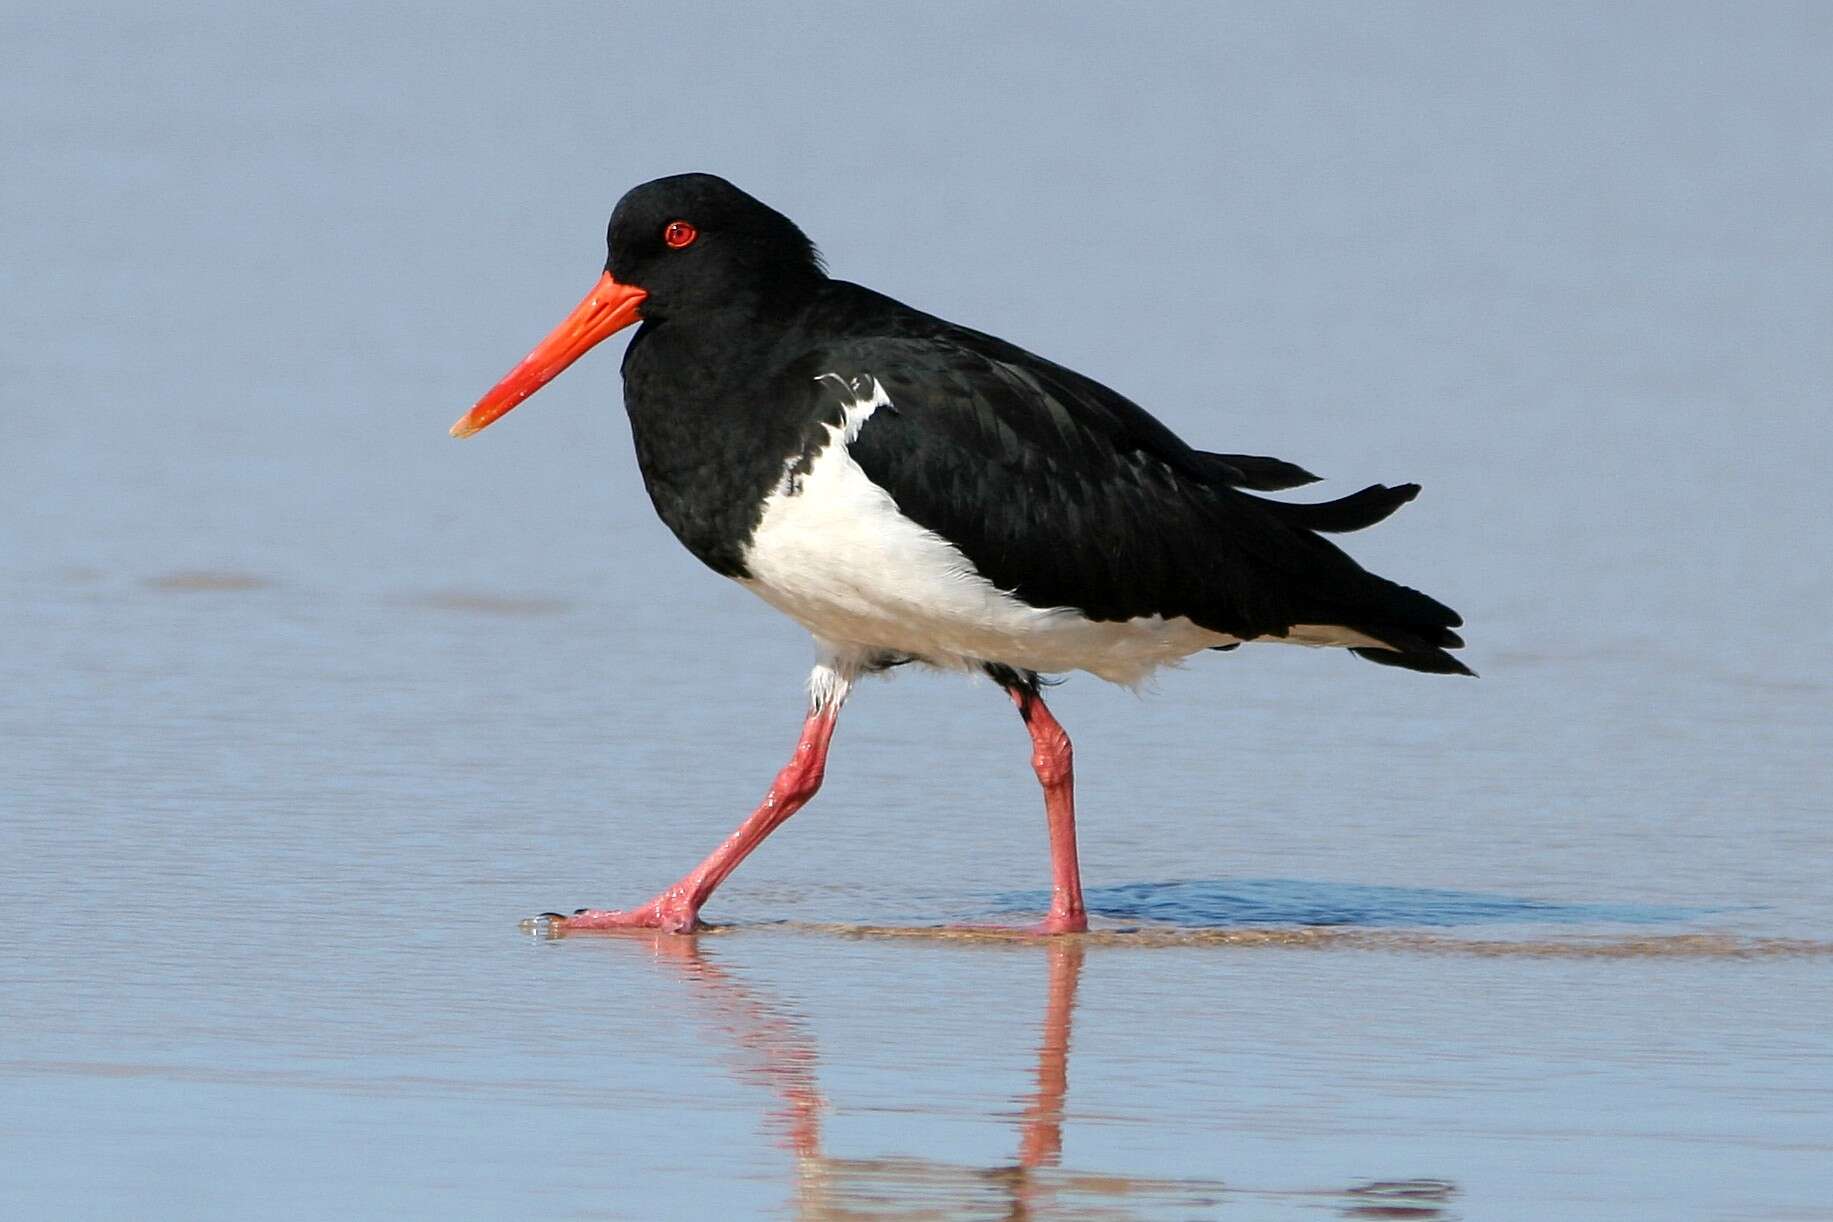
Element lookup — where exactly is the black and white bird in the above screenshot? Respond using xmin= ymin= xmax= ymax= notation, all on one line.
xmin=453 ymin=173 xmax=1470 ymax=935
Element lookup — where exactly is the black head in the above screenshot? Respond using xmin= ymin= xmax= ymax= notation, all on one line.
xmin=605 ymin=174 xmax=824 ymax=320
xmin=452 ymin=174 xmax=825 ymax=437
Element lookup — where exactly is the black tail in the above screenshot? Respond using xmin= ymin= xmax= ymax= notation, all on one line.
xmin=1351 ymin=641 xmax=1473 ymax=675
xmin=1280 ymin=482 xmax=1420 ymax=534
xmin=1237 ymin=481 xmax=1473 ymax=677
xmin=1196 ymin=450 xmax=1321 ymax=491
xmin=1348 ymin=614 xmax=1472 ymax=675
xmin=1335 ymin=569 xmax=1473 ymax=676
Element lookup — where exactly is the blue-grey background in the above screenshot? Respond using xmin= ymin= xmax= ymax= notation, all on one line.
xmin=3 ymin=3 xmax=1829 ymax=1219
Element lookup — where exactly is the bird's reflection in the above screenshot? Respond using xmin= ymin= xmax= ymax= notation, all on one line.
xmin=592 ymin=932 xmax=1455 ymax=1219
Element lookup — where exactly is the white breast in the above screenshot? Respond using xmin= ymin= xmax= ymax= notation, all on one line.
xmin=738 ymin=374 xmax=1246 ymax=685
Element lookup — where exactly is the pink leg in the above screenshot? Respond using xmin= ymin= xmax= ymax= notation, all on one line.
xmin=1008 ymin=684 xmax=1090 ymax=935
xmin=554 ymin=704 xmax=841 ymax=933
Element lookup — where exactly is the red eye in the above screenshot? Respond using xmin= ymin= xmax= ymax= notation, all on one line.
xmin=663 ymin=220 xmax=697 ymax=249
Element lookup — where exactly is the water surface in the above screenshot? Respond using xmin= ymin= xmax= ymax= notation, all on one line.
xmin=4 ymin=3 xmax=1831 ymax=1218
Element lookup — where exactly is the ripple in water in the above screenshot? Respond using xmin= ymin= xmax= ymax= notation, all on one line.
xmin=1061 ymin=877 xmax=1710 ymax=928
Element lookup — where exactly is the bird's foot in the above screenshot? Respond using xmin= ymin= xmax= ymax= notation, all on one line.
xmin=1027 ymin=911 xmax=1090 ymax=936
xmin=944 ymin=910 xmax=1089 ymax=938
xmin=527 ymin=894 xmax=705 ymax=935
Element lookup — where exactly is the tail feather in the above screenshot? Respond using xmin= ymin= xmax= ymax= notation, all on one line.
xmin=1333 ymin=566 xmax=1471 ymax=675
xmin=1197 ymin=470 xmax=1472 ymax=677
xmin=1351 ymin=642 xmax=1476 ymax=677
xmin=1275 ymin=482 xmax=1420 ymax=534
xmin=1196 ymin=450 xmax=1321 ymax=491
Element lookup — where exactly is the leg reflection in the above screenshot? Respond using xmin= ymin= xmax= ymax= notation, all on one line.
xmin=1016 ymin=939 xmax=1083 ymax=1170
xmin=607 ymin=933 xmax=1097 ymax=1212
xmin=628 ymin=932 xmax=823 ymax=1160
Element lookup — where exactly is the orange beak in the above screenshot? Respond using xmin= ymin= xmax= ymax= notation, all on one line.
xmin=450 ymin=270 xmax=648 ymax=438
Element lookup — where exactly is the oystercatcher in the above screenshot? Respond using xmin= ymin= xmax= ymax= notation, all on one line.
xmin=453 ymin=173 xmax=1470 ymax=935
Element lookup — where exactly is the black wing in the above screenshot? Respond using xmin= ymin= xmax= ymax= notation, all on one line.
xmin=802 ymin=333 xmax=1468 ymax=675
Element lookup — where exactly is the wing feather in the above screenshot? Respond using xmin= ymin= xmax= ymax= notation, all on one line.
xmin=797 ymin=328 xmax=1467 ymax=673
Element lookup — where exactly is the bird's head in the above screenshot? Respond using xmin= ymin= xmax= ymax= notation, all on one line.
xmin=451 ymin=174 xmax=821 ymax=438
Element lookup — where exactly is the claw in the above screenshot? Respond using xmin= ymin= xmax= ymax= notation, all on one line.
xmin=519 ymin=912 xmax=570 ymax=937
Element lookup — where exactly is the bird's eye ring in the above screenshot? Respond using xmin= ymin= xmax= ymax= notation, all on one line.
xmin=663 ymin=220 xmax=697 ymax=249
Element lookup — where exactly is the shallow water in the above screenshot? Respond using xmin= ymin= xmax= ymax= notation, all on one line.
xmin=5 ymin=4 xmax=1832 ymax=1219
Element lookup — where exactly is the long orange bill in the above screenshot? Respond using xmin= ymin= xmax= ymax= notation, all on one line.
xmin=450 ymin=270 xmax=648 ymax=438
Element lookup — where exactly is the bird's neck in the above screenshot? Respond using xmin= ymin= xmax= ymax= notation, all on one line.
xmin=617 ymin=300 xmax=819 ymax=580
